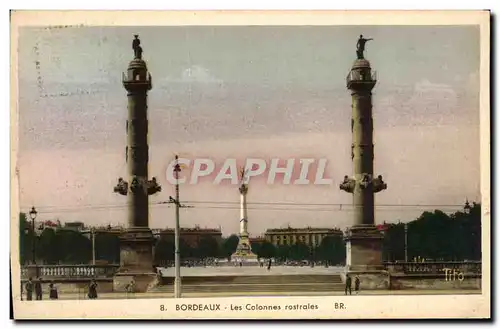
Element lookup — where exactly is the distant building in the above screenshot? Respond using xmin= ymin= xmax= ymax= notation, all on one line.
xmin=33 ymin=220 xmax=60 ymax=235
xmin=63 ymin=221 xmax=86 ymax=231
xmin=249 ymin=236 xmax=266 ymax=245
xmin=264 ymin=226 xmax=343 ymax=247
xmin=154 ymin=226 xmax=223 ymax=248
xmin=81 ymin=225 xmax=124 ymax=237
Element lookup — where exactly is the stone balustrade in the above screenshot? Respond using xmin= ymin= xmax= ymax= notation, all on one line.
xmin=21 ymin=264 xmax=120 ymax=279
xmin=384 ymin=261 xmax=481 ymax=275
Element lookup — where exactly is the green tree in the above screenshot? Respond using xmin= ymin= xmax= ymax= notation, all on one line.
xmin=154 ymin=238 xmax=174 ymax=264
xmin=221 ymin=235 xmax=240 ymax=260
xmin=275 ymin=244 xmax=290 ymax=262
xmin=383 ymin=203 xmax=482 ymax=262
xmin=19 ymin=213 xmax=30 ymax=265
xmin=54 ymin=230 xmax=91 ymax=264
xmin=95 ymin=232 xmax=120 ymax=264
xmin=316 ymin=235 xmax=345 ymax=265
xmin=288 ymin=242 xmax=310 ymax=261
xmin=37 ymin=228 xmax=58 ymax=264
xmin=180 ymin=238 xmax=194 ymax=260
xmin=257 ymin=241 xmax=276 ymax=259
xmin=383 ymin=223 xmax=405 ymax=261
xmin=251 ymin=242 xmax=262 ymax=258
xmin=196 ymin=236 xmax=220 ymax=259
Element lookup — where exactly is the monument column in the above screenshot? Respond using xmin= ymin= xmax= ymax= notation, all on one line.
xmin=339 ymin=36 xmax=388 ymax=288
xmin=113 ymin=35 xmax=161 ymax=292
xmin=231 ymin=168 xmax=258 ymax=263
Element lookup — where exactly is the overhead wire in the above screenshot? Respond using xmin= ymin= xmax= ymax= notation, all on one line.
xmin=19 ymin=200 xmax=467 ymax=214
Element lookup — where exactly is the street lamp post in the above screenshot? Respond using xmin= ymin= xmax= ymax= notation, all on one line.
xmin=91 ymin=228 xmax=96 ymax=266
xmin=173 ymin=156 xmax=182 ymax=298
xmin=29 ymin=207 xmax=38 ymax=265
xmin=404 ymin=223 xmax=408 ymax=263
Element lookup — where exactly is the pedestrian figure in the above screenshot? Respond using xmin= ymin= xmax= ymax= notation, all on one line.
xmin=239 ymin=262 xmax=242 ymax=267
xmin=49 ymin=282 xmax=58 ymax=300
xmin=267 ymin=259 xmax=272 ymax=271
xmin=34 ymin=277 xmax=43 ymax=300
xmin=354 ymin=275 xmax=360 ymax=295
xmin=345 ymin=274 xmax=352 ymax=295
xmin=88 ymin=279 xmax=98 ymax=299
xmin=25 ymin=277 xmax=33 ymax=301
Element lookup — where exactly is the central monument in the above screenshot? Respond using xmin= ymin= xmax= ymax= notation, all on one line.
xmin=113 ymin=35 xmax=161 ymax=292
xmin=231 ymin=168 xmax=258 ymax=263
xmin=339 ymin=36 xmax=388 ymax=288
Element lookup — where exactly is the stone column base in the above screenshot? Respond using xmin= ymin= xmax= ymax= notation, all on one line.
xmin=114 ymin=227 xmax=157 ymax=292
xmin=344 ymin=224 xmax=384 ymax=271
xmin=343 ymin=225 xmax=388 ymax=290
xmin=113 ymin=272 xmax=158 ymax=293
xmin=231 ymin=235 xmax=258 ymax=262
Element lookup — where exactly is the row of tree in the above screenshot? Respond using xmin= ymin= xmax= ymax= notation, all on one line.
xmin=19 ymin=213 xmax=121 ymax=265
xmin=153 ymin=233 xmax=345 ymax=265
xmin=382 ymin=202 xmax=481 ymax=261
xmin=18 ymin=202 xmax=481 ymax=265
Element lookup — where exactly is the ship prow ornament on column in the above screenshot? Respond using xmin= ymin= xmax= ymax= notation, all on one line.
xmin=112 ymin=35 xmax=162 ymax=292
xmin=231 ymin=168 xmax=258 ymax=263
xmin=340 ymin=35 xmax=389 ymax=289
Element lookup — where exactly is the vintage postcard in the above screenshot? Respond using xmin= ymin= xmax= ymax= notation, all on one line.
xmin=10 ymin=10 xmax=490 ymax=319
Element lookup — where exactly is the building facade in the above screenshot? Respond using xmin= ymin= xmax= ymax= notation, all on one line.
xmin=249 ymin=236 xmax=266 ymax=245
xmin=265 ymin=227 xmax=343 ymax=247
xmin=153 ymin=226 xmax=223 ymax=248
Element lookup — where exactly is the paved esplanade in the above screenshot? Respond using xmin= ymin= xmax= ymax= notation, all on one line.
xmin=158 ymin=266 xmax=345 ymax=277
xmin=44 ymin=289 xmax=482 ymax=300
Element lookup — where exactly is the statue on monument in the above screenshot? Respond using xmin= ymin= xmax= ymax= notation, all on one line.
xmin=132 ymin=35 xmax=143 ymax=59
xmin=239 ymin=167 xmax=249 ymax=194
xmin=356 ymin=35 xmax=373 ymax=59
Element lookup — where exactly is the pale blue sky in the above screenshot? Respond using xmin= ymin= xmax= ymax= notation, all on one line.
xmin=16 ymin=26 xmax=481 ymax=235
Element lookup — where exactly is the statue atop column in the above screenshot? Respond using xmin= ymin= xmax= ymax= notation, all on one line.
xmin=238 ymin=167 xmax=248 ymax=195
xmin=132 ymin=35 xmax=143 ymax=60
xmin=356 ymin=35 xmax=373 ymax=59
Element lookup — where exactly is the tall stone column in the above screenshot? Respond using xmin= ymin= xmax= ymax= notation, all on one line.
xmin=239 ymin=184 xmax=249 ymax=238
xmin=339 ymin=47 xmax=388 ymax=288
xmin=231 ymin=169 xmax=258 ymax=263
xmin=113 ymin=35 xmax=161 ymax=292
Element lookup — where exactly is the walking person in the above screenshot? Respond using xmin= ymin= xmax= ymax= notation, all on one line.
xmin=345 ymin=274 xmax=352 ymax=295
xmin=34 ymin=277 xmax=43 ymax=300
xmin=49 ymin=282 xmax=58 ymax=300
xmin=88 ymin=279 xmax=98 ymax=299
xmin=267 ymin=258 xmax=272 ymax=271
xmin=354 ymin=275 xmax=360 ymax=295
xmin=25 ymin=277 xmax=33 ymax=301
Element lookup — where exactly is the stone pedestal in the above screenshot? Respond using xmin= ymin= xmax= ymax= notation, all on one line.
xmin=113 ymin=227 xmax=158 ymax=292
xmin=231 ymin=235 xmax=258 ymax=262
xmin=344 ymin=224 xmax=388 ymax=289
